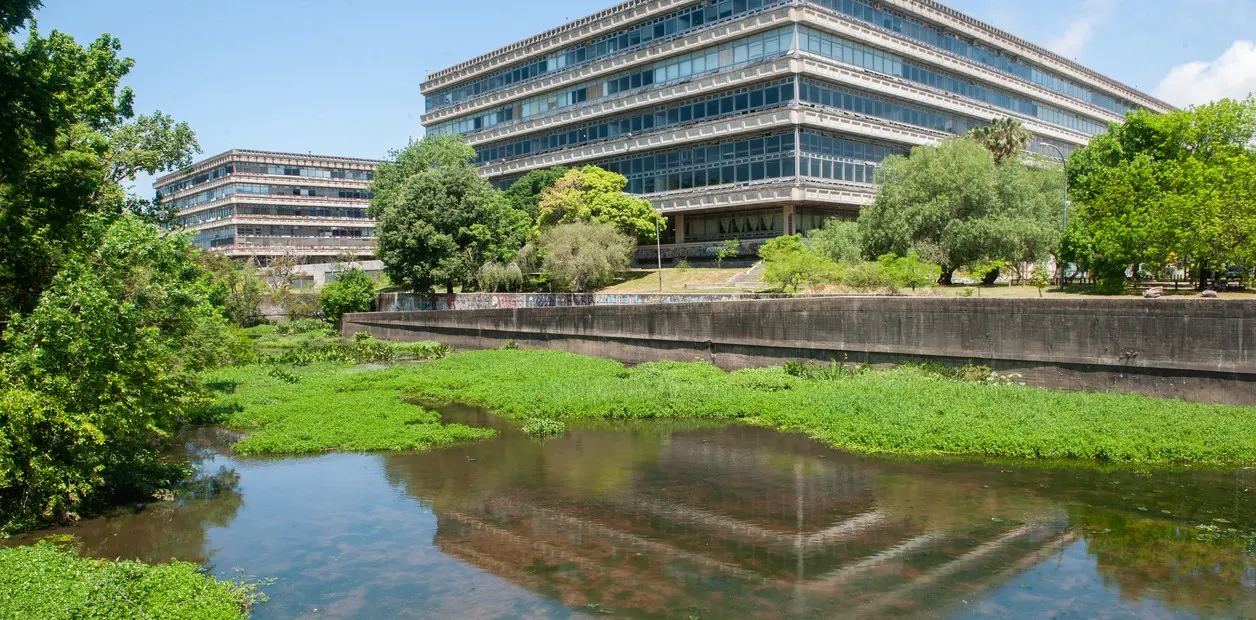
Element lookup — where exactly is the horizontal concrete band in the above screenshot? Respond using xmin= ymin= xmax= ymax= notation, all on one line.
xmin=343 ymin=297 xmax=1256 ymax=404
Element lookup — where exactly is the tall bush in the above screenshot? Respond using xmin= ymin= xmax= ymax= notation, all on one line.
xmin=758 ymin=235 xmax=836 ymax=293
xmin=319 ymin=268 xmax=376 ymax=325
xmin=540 ymin=222 xmax=635 ymax=292
xmin=0 ymin=216 xmax=227 ymax=529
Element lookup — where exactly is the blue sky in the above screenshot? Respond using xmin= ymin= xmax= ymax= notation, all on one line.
xmin=25 ymin=0 xmax=1256 ymax=193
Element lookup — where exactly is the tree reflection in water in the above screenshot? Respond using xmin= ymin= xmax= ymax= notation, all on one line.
xmin=382 ymin=404 xmax=1256 ymax=619
xmin=6 ymin=426 xmax=245 ymax=567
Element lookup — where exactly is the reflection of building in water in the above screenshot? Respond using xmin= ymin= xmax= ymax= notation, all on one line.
xmin=397 ymin=422 xmax=1075 ymax=618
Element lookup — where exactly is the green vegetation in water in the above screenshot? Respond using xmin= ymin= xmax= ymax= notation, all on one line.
xmin=0 ymin=539 xmax=267 ymax=619
xmin=392 ymin=350 xmax=1256 ymax=466
xmin=205 ymin=356 xmax=493 ymax=455
xmin=521 ymin=417 xmax=565 ymax=436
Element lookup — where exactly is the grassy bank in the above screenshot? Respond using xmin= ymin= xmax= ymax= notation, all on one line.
xmin=210 ymin=345 xmax=1256 ymax=465
xmin=396 ymin=350 xmax=1256 ymax=465
xmin=0 ymin=539 xmax=265 ymax=619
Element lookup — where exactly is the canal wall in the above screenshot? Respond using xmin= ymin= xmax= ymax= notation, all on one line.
xmin=376 ymin=292 xmax=795 ymax=312
xmin=343 ymin=297 xmax=1256 ymax=405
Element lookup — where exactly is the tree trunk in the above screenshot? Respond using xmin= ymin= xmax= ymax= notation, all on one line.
xmin=1198 ymin=262 xmax=1209 ymax=291
xmin=937 ymin=266 xmax=954 ymax=286
xmin=445 ymin=281 xmax=454 ymax=295
xmin=981 ymin=268 xmax=1000 ymax=286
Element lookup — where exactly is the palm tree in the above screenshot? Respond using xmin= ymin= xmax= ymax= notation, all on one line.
xmin=970 ymin=117 xmax=1032 ymax=164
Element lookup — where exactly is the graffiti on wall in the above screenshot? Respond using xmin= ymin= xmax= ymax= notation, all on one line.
xmin=378 ymin=292 xmax=788 ymax=312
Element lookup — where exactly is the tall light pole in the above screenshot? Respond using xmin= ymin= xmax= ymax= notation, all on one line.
xmin=624 ymin=132 xmax=662 ymax=291
xmin=1040 ymin=143 xmax=1069 ymax=288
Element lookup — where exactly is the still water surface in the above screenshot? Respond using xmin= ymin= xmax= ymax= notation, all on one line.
xmin=13 ymin=404 xmax=1256 ymax=618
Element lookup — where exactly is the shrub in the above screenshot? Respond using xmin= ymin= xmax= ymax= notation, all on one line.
xmin=674 ymin=258 xmax=691 ymax=271
xmin=276 ymin=317 xmax=332 ymax=336
xmin=540 ymin=221 xmax=635 ymax=292
xmin=0 ymin=216 xmax=228 ymax=531
xmin=0 ymin=539 xmax=268 ymax=618
xmin=758 ymin=235 xmax=836 ymax=293
xmin=808 ymin=219 xmax=863 ymax=264
xmin=878 ymin=252 xmax=940 ymax=292
xmin=476 ymin=262 xmax=524 ymax=292
xmin=713 ymin=238 xmax=741 ymax=267
xmin=522 ymin=417 xmax=565 ymax=436
xmin=319 ymin=268 xmax=376 ymax=325
xmin=838 ymin=261 xmax=892 ymax=291
xmin=501 ymin=339 xmax=519 ymax=350
xmin=1030 ymin=265 xmax=1051 ymax=296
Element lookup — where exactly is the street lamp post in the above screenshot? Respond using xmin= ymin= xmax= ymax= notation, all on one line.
xmin=1040 ymin=142 xmax=1069 ymax=288
xmin=624 ymin=132 xmax=663 ymax=291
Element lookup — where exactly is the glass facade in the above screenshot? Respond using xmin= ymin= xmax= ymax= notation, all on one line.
xmin=476 ymin=78 xmax=795 ymax=163
xmin=797 ymin=27 xmax=1109 ymax=135
xmin=159 ymin=163 xmax=371 ymax=199
xmin=684 ymin=208 xmax=785 ymax=242
xmin=429 ymin=26 xmax=794 ymax=136
xmin=808 ymin=0 xmax=1136 ymax=116
xmin=425 ymin=0 xmax=786 ymax=111
xmin=598 ymin=130 xmax=796 ymax=194
xmin=800 ymin=77 xmax=985 ymax=135
xmin=798 ymin=129 xmax=907 ymax=183
xmin=170 ymin=183 xmax=371 ymax=209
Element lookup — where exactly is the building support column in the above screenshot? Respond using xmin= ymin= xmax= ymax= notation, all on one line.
xmin=783 ymin=204 xmax=796 ymax=235
xmin=674 ymin=213 xmax=685 ymax=244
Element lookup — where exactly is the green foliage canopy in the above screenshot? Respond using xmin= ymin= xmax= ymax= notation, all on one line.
xmin=319 ymin=268 xmax=376 ymax=325
xmin=539 ymin=221 xmax=635 ymax=292
xmin=535 ymin=166 xmax=662 ymax=240
xmin=758 ymin=234 xmax=836 ymax=293
xmin=860 ymin=138 xmax=1063 ymax=284
xmin=370 ymin=137 xmax=530 ymax=293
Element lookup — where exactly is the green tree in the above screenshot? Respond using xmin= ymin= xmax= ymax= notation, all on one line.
xmin=198 ymin=253 xmax=265 ymax=327
xmin=713 ymin=238 xmax=741 ymax=267
xmin=1067 ymin=97 xmax=1256 ymax=290
xmin=808 ymin=219 xmax=863 ymax=264
xmin=320 ymin=268 xmax=375 ymax=326
xmin=535 ymin=166 xmax=662 ymax=240
xmin=877 ymin=252 xmax=939 ymax=292
xmin=503 ymin=166 xmax=567 ymax=222
xmin=970 ymin=117 xmax=1033 ymax=164
xmin=539 ymin=222 xmax=635 ymax=292
xmin=1 ymin=216 xmax=228 ymax=529
xmin=1029 ymin=265 xmax=1050 ymax=296
xmin=758 ymin=235 xmax=836 ymax=293
xmin=369 ymin=134 xmax=477 ymax=209
xmin=860 ymin=138 xmax=1062 ymax=284
xmin=370 ymin=138 xmax=529 ymax=293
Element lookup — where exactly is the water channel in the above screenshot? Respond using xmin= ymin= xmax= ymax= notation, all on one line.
xmin=11 ymin=403 xmax=1256 ymax=618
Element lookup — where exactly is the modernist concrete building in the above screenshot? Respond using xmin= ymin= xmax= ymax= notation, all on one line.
xmin=155 ymin=149 xmax=379 ymax=265
xmin=420 ymin=0 xmax=1172 ymax=259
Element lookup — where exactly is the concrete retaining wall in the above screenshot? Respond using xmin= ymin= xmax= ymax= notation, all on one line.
xmin=376 ymin=292 xmax=794 ymax=312
xmin=343 ymin=297 xmax=1256 ymax=405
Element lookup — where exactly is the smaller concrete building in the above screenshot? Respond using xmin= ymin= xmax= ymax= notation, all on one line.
xmin=155 ymin=149 xmax=380 ymax=265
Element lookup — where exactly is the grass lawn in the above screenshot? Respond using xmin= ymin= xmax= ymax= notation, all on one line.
xmin=0 ymin=539 xmax=264 ymax=619
xmin=600 ymin=267 xmax=744 ymax=293
xmin=212 ymin=348 xmax=1256 ymax=466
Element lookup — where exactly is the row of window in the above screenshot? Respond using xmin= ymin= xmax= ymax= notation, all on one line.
xmin=425 ymin=0 xmax=785 ymax=111
xmin=810 ymin=0 xmax=1136 ymax=116
xmin=799 ymin=128 xmax=907 ymax=162
xmin=234 ymin=163 xmax=374 ymax=181
xmin=159 ymin=164 xmax=234 ymax=198
xmin=685 ymin=208 xmax=784 ymax=242
xmin=234 ymin=183 xmax=373 ymax=200
xmin=235 ymin=226 xmax=372 ymax=238
xmin=598 ymin=131 xmax=798 ymax=194
xmin=428 ymin=26 xmax=793 ymax=136
xmin=177 ymin=205 xmax=372 ymax=228
xmin=800 ymin=77 xmax=984 ymax=134
xmin=476 ymin=78 xmax=795 ymax=163
xmin=171 ymin=183 xmax=372 ymax=209
xmin=160 ymin=164 xmax=373 ymax=200
xmin=797 ymin=27 xmax=1110 ymax=135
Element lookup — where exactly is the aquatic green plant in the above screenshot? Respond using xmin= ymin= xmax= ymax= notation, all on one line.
xmin=0 ymin=539 xmax=267 ymax=618
xmin=393 ymin=349 xmax=1256 ymax=465
xmin=522 ymin=417 xmax=565 ymax=436
xmin=205 ymin=362 xmax=493 ymax=455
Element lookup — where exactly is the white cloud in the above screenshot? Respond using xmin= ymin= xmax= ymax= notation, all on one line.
xmin=1154 ymin=40 xmax=1256 ymax=107
xmin=1046 ymin=0 xmax=1113 ymax=59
